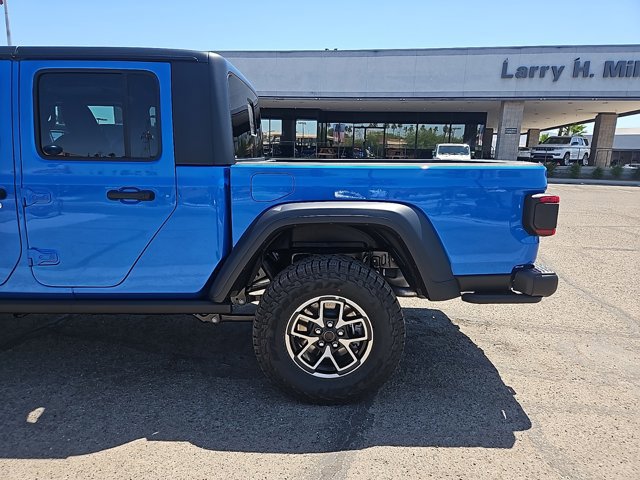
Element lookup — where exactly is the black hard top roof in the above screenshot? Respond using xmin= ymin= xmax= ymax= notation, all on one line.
xmin=0 ymin=46 xmax=211 ymax=62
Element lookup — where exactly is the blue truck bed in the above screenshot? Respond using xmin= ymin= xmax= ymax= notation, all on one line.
xmin=231 ymin=160 xmax=547 ymax=276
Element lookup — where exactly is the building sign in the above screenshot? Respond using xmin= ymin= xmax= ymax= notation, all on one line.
xmin=501 ymin=58 xmax=640 ymax=82
xmin=504 ymin=127 xmax=518 ymax=134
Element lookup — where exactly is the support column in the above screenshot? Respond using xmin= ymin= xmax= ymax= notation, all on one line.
xmin=281 ymin=119 xmax=297 ymax=157
xmin=495 ymin=101 xmax=524 ymax=160
xmin=590 ymin=113 xmax=617 ymax=167
xmin=463 ymin=124 xmax=476 ymax=147
xmin=482 ymin=127 xmax=494 ymax=159
xmin=526 ymin=129 xmax=541 ymax=148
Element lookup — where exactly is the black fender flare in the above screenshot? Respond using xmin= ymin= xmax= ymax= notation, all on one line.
xmin=208 ymin=201 xmax=460 ymax=302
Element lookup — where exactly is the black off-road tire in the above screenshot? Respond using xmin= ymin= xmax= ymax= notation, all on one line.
xmin=563 ymin=152 xmax=571 ymax=166
xmin=582 ymin=153 xmax=589 ymax=166
xmin=253 ymin=255 xmax=405 ymax=404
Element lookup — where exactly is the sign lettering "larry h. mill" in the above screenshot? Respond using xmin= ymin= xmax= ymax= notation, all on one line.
xmin=501 ymin=58 xmax=640 ymax=82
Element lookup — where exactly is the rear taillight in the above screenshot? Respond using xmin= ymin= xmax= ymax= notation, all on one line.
xmin=538 ymin=195 xmax=560 ymax=204
xmin=523 ymin=194 xmax=560 ymax=236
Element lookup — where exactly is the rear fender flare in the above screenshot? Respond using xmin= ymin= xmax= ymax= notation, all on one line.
xmin=208 ymin=201 xmax=459 ymax=302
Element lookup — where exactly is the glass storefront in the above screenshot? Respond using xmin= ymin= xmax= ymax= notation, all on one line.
xmin=261 ymin=111 xmax=486 ymax=160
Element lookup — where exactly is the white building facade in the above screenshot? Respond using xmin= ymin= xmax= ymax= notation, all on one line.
xmin=221 ymin=45 xmax=640 ymax=164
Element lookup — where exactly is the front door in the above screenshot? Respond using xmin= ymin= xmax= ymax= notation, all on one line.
xmin=19 ymin=60 xmax=176 ymax=288
xmin=0 ymin=60 xmax=21 ymax=285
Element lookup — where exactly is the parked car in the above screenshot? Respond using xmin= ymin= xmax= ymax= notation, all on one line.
xmin=518 ymin=147 xmax=532 ymax=160
xmin=0 ymin=46 xmax=559 ymax=403
xmin=434 ymin=143 xmax=472 ymax=160
xmin=622 ymin=163 xmax=640 ymax=169
xmin=530 ymin=136 xmax=591 ymax=165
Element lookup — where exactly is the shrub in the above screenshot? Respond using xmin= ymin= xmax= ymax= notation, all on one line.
xmin=592 ymin=166 xmax=604 ymax=179
xmin=544 ymin=162 xmax=557 ymax=177
xmin=611 ymin=165 xmax=623 ymax=179
xmin=569 ymin=162 xmax=581 ymax=179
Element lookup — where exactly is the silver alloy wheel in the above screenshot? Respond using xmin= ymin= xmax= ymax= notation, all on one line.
xmin=285 ymin=295 xmax=374 ymax=378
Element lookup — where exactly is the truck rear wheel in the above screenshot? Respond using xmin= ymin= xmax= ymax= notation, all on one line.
xmin=253 ymin=255 xmax=405 ymax=404
xmin=582 ymin=153 xmax=589 ymax=166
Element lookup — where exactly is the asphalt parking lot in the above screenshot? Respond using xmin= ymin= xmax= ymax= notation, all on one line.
xmin=0 ymin=184 xmax=638 ymax=480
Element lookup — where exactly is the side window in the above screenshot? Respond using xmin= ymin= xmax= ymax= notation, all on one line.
xmin=37 ymin=71 xmax=161 ymax=160
xmin=228 ymin=74 xmax=262 ymax=159
xmin=583 ymin=138 xmax=589 ymax=146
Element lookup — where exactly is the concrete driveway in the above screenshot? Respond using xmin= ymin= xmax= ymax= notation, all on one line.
xmin=0 ymin=184 xmax=638 ymax=479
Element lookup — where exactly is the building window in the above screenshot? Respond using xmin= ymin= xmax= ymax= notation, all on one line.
xmin=296 ymin=119 xmax=318 ymax=157
xmin=37 ymin=71 xmax=161 ymax=160
xmin=261 ymin=118 xmax=282 ymax=157
xmin=385 ymin=124 xmax=416 ymax=159
xmin=328 ymin=123 xmax=353 ymax=147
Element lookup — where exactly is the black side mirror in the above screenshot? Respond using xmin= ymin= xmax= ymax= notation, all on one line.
xmin=42 ymin=144 xmax=63 ymax=156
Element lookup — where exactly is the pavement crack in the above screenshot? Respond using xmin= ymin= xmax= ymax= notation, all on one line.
xmin=0 ymin=314 xmax=72 ymax=353
xmin=316 ymin=396 xmax=376 ymax=480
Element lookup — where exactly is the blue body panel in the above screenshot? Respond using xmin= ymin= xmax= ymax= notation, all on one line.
xmin=0 ymin=61 xmax=22 ymax=285
xmin=230 ymin=161 xmax=547 ymax=276
xmin=74 ymin=167 xmax=230 ymax=297
xmin=19 ymin=61 xmax=176 ymax=288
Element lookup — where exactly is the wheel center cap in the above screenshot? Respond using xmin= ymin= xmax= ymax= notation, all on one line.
xmin=322 ymin=331 xmax=336 ymax=342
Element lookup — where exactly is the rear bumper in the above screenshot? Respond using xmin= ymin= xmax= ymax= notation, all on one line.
xmin=457 ymin=264 xmax=558 ymax=304
xmin=512 ymin=265 xmax=558 ymax=297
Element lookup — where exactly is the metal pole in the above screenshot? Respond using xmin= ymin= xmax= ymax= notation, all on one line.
xmin=3 ymin=0 xmax=12 ymax=46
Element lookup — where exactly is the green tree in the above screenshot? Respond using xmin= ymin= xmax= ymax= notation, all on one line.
xmin=558 ymin=124 xmax=587 ymax=136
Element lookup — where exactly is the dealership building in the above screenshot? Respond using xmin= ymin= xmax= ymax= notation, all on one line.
xmin=221 ymin=44 xmax=640 ymax=164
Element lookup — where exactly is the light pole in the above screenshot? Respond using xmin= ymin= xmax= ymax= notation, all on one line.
xmin=299 ymin=121 xmax=306 ymax=141
xmin=2 ymin=0 xmax=12 ymax=46
xmin=299 ymin=121 xmax=306 ymax=147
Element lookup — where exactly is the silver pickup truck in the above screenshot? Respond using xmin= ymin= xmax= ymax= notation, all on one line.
xmin=530 ymin=136 xmax=591 ymax=165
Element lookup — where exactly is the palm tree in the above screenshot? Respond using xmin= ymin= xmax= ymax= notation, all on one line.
xmin=558 ymin=124 xmax=587 ymax=136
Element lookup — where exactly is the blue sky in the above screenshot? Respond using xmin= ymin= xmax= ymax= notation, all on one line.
xmin=4 ymin=0 xmax=640 ymax=128
xmin=7 ymin=0 xmax=640 ymax=51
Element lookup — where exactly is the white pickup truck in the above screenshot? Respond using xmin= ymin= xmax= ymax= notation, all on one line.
xmin=433 ymin=143 xmax=472 ymax=160
xmin=530 ymin=136 xmax=591 ymax=165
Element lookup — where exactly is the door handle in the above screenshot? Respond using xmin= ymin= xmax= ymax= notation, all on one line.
xmin=107 ymin=189 xmax=155 ymax=202
xmin=0 ymin=188 xmax=7 ymax=200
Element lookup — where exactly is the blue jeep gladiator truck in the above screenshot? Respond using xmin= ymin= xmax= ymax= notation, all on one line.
xmin=0 ymin=47 xmax=559 ymax=403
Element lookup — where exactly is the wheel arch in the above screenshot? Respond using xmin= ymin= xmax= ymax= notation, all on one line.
xmin=208 ymin=201 xmax=459 ymax=302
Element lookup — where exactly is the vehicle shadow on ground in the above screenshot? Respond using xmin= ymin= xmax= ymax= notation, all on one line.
xmin=0 ymin=308 xmax=530 ymax=458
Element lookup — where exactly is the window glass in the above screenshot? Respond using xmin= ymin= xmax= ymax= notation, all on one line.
xmin=449 ymin=124 xmax=465 ymax=143
xmin=228 ymin=74 xmax=262 ymax=159
xmin=37 ymin=71 xmax=160 ymax=160
xmin=385 ymin=123 xmax=416 ymax=158
xmin=261 ymin=118 xmax=282 ymax=158
xmin=542 ymin=137 xmax=571 ymax=144
xmin=296 ymin=119 xmax=318 ymax=157
xmin=364 ymin=124 xmax=384 ymax=158
xmin=417 ymin=124 xmax=448 ymax=149
xmin=328 ymin=123 xmax=353 ymax=147
xmin=438 ymin=144 xmax=470 ymax=155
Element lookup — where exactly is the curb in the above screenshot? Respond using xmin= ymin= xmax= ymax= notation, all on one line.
xmin=548 ymin=178 xmax=640 ymax=187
